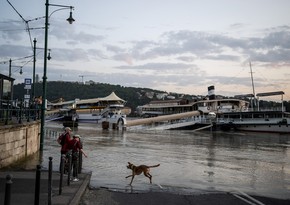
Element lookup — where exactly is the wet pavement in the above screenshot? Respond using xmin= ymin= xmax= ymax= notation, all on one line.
xmin=0 ymin=170 xmax=91 ymax=205
xmin=0 ymin=170 xmax=289 ymax=205
xmin=79 ymin=188 xmax=290 ymax=205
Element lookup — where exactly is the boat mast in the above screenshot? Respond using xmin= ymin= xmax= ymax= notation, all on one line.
xmin=249 ymin=61 xmax=256 ymax=108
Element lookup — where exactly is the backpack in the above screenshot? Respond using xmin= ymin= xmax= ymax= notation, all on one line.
xmin=58 ymin=133 xmax=66 ymax=146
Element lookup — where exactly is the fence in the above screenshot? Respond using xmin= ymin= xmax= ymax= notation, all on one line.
xmin=0 ymin=99 xmax=41 ymax=125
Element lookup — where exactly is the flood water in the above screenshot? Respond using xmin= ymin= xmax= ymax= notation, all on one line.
xmin=41 ymin=121 xmax=290 ymax=199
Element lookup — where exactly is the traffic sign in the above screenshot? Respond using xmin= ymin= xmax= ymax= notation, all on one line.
xmin=24 ymin=85 xmax=31 ymax=89
xmin=25 ymin=78 xmax=32 ymax=85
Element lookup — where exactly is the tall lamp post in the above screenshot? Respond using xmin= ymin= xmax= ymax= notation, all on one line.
xmin=32 ymin=38 xmax=36 ymax=100
xmin=40 ymin=0 xmax=75 ymax=151
xmin=32 ymin=38 xmax=51 ymax=100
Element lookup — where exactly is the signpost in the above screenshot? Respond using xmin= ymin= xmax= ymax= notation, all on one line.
xmin=24 ymin=78 xmax=32 ymax=107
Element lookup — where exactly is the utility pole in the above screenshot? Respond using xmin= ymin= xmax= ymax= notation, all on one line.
xmin=9 ymin=59 xmax=12 ymax=77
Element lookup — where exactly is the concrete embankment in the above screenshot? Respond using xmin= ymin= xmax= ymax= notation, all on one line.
xmin=0 ymin=121 xmax=40 ymax=169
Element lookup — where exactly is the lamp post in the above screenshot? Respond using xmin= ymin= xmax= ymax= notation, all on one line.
xmin=32 ymin=38 xmax=51 ymax=100
xmin=40 ymin=0 xmax=75 ymax=151
xmin=9 ymin=59 xmax=12 ymax=77
xmin=33 ymin=38 xmax=36 ymax=100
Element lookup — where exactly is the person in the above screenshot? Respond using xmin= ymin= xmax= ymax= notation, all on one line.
xmin=68 ymin=134 xmax=87 ymax=181
xmin=57 ymin=127 xmax=72 ymax=172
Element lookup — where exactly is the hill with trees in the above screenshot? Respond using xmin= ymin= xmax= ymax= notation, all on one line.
xmin=12 ymin=81 xmax=193 ymax=113
xmin=13 ymin=81 xmax=290 ymax=113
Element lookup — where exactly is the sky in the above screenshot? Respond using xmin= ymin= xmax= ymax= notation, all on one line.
xmin=1 ymin=0 xmax=290 ymax=101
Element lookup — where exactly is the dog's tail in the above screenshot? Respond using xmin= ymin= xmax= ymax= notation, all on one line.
xmin=149 ymin=164 xmax=160 ymax=168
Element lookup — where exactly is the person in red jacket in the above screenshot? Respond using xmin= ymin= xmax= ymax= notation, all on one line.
xmin=57 ymin=127 xmax=72 ymax=172
xmin=68 ymin=135 xmax=87 ymax=181
xmin=57 ymin=127 xmax=72 ymax=154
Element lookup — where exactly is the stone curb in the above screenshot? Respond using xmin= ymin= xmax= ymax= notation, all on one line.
xmin=70 ymin=172 xmax=92 ymax=205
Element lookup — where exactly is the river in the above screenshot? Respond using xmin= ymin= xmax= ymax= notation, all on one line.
xmin=41 ymin=121 xmax=290 ymax=199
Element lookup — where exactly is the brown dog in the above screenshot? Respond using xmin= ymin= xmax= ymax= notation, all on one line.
xmin=126 ymin=162 xmax=160 ymax=185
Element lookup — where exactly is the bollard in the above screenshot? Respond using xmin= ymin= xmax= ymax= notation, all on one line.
xmin=78 ymin=151 xmax=82 ymax=173
xmin=48 ymin=157 xmax=53 ymax=205
xmin=67 ymin=153 xmax=72 ymax=186
xmin=34 ymin=165 xmax=41 ymax=205
xmin=73 ymin=154 xmax=78 ymax=180
xmin=59 ymin=154 xmax=65 ymax=195
xmin=4 ymin=174 xmax=13 ymax=205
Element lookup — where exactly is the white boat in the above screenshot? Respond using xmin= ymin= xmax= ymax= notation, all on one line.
xmin=74 ymin=92 xmax=128 ymax=122
xmin=101 ymin=104 xmax=127 ymax=129
xmin=217 ymin=111 xmax=290 ymax=133
xmin=48 ymin=92 xmax=130 ymax=126
xmin=133 ymin=87 xmax=290 ymax=133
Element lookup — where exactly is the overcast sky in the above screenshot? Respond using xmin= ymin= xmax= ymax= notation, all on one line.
xmin=1 ymin=0 xmax=290 ymax=101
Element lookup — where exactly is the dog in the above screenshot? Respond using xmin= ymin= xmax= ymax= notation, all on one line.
xmin=126 ymin=162 xmax=160 ymax=185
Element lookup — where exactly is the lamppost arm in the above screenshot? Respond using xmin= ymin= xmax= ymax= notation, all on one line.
xmin=40 ymin=0 xmax=74 ymax=151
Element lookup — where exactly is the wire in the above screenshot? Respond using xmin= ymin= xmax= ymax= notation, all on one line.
xmin=6 ymin=0 xmax=34 ymax=51
xmin=6 ymin=0 xmax=26 ymax=22
xmin=11 ymin=56 xmax=34 ymax=74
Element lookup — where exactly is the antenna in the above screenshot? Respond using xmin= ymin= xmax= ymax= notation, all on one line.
xmin=79 ymin=75 xmax=84 ymax=84
xmin=249 ymin=61 xmax=256 ymax=107
xmin=79 ymin=75 xmax=94 ymax=84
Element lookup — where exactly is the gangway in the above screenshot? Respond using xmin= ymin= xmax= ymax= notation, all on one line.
xmin=124 ymin=111 xmax=201 ymax=130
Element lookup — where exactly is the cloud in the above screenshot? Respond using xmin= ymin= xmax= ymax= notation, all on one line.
xmin=0 ymin=44 xmax=32 ymax=58
xmin=115 ymin=62 xmax=199 ymax=72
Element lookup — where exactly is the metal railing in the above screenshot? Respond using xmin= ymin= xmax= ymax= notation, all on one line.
xmin=0 ymin=100 xmax=41 ymax=125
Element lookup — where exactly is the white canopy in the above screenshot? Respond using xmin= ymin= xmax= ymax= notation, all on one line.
xmin=99 ymin=92 xmax=125 ymax=102
xmin=75 ymin=92 xmax=125 ymax=106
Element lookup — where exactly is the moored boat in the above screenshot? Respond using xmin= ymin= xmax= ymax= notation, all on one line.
xmin=133 ymin=86 xmax=290 ymax=133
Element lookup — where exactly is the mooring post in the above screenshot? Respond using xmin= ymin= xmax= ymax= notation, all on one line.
xmin=48 ymin=157 xmax=53 ymax=205
xmin=59 ymin=154 xmax=65 ymax=195
xmin=67 ymin=153 xmax=72 ymax=186
xmin=34 ymin=165 xmax=41 ymax=205
xmin=4 ymin=174 xmax=12 ymax=205
xmin=78 ymin=151 xmax=82 ymax=173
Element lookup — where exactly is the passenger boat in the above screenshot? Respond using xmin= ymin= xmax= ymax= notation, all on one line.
xmin=217 ymin=110 xmax=290 ymax=133
xmin=74 ymin=92 xmax=128 ymax=122
xmin=50 ymin=92 xmax=129 ymax=123
xmin=133 ymin=86 xmax=290 ymax=133
xmin=101 ymin=104 xmax=127 ymax=129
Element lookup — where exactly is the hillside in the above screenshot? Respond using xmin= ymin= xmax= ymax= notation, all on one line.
xmin=13 ymin=81 xmax=289 ymax=113
xmin=12 ymin=81 xmax=194 ymax=112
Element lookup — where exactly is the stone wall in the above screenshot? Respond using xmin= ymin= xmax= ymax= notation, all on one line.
xmin=0 ymin=121 xmax=40 ymax=168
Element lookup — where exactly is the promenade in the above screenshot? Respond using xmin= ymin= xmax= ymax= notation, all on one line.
xmin=0 ymin=170 xmax=91 ymax=205
xmin=1 ymin=170 xmax=290 ymax=205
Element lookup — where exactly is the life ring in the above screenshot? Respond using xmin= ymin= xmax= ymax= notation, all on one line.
xmin=207 ymin=107 xmax=210 ymax=110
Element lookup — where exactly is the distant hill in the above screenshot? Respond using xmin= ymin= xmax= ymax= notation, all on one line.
xmin=12 ymin=81 xmax=195 ymax=113
xmin=13 ymin=81 xmax=289 ymax=112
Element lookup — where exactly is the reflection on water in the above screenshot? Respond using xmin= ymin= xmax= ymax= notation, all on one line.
xmin=41 ymin=122 xmax=290 ymax=199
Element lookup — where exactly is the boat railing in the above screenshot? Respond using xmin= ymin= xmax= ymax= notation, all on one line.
xmin=245 ymin=107 xmax=285 ymax=112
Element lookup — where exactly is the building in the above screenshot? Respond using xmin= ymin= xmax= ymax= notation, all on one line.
xmin=0 ymin=73 xmax=14 ymax=104
xmin=0 ymin=73 xmax=15 ymax=123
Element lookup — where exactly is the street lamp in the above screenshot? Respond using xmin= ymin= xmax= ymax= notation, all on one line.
xmin=40 ymin=0 xmax=75 ymax=151
xmin=32 ymin=38 xmax=51 ymax=100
